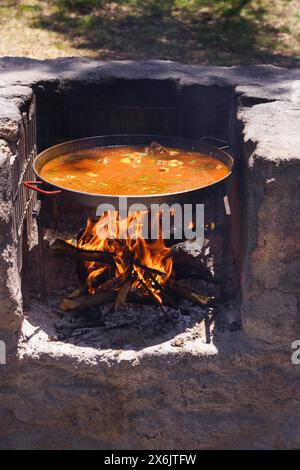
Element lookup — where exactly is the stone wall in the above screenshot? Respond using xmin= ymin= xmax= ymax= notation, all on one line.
xmin=237 ymin=100 xmax=300 ymax=346
xmin=0 ymin=60 xmax=299 ymax=449
xmin=0 ymin=85 xmax=36 ymax=354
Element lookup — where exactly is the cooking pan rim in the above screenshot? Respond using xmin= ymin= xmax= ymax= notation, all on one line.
xmin=33 ymin=134 xmax=233 ymax=200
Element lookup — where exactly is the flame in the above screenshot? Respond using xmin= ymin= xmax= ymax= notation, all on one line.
xmin=72 ymin=211 xmax=173 ymax=303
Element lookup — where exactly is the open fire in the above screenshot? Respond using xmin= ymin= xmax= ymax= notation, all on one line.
xmin=50 ymin=210 xmax=216 ymax=313
xmin=75 ymin=211 xmax=173 ymax=304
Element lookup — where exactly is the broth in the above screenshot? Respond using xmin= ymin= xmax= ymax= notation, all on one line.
xmin=40 ymin=145 xmax=229 ymax=196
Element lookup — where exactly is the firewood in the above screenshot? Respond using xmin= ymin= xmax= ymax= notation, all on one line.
xmin=168 ymin=281 xmax=215 ymax=306
xmin=60 ymin=286 xmax=157 ymax=312
xmin=66 ymin=285 xmax=87 ymax=299
xmin=60 ymin=291 xmax=116 ymax=311
xmin=50 ymin=238 xmax=115 ymax=264
xmin=114 ymin=280 xmax=131 ymax=311
xmin=126 ymin=289 xmax=156 ymax=305
xmin=98 ymin=277 xmax=123 ymax=292
xmin=144 ymin=270 xmax=177 ymax=308
xmin=136 ymin=262 xmax=167 ymax=278
xmin=134 ymin=268 xmax=163 ymax=306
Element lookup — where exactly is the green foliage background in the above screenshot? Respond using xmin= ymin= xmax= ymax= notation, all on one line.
xmin=0 ymin=0 xmax=299 ymax=65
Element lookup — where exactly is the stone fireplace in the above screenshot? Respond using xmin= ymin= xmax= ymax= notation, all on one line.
xmin=0 ymin=59 xmax=299 ymax=449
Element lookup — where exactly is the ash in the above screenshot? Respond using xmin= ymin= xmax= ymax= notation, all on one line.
xmin=21 ymin=227 xmax=237 ymax=351
xmin=51 ymin=299 xmax=209 ymax=349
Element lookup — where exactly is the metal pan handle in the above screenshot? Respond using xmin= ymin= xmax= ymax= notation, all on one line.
xmin=199 ymin=136 xmax=230 ymax=151
xmin=24 ymin=181 xmax=62 ymax=196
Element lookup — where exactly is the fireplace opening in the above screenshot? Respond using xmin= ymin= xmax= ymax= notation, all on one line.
xmin=20 ymin=79 xmax=242 ymax=350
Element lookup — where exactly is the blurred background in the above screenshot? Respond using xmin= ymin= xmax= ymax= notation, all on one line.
xmin=0 ymin=0 xmax=299 ymax=65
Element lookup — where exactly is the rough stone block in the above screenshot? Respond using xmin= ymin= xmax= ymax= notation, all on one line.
xmin=237 ymin=101 xmax=300 ymax=345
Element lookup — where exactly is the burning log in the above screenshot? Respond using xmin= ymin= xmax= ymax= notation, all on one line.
xmin=135 ymin=262 xmax=167 ymax=279
xmin=134 ymin=267 xmax=163 ymax=306
xmin=142 ymin=269 xmax=177 ymax=309
xmin=54 ymin=209 xmax=219 ymax=315
xmin=51 ymin=238 xmax=216 ymax=284
xmin=50 ymin=238 xmax=115 ymax=265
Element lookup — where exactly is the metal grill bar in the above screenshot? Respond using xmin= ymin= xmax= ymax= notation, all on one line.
xmin=12 ymin=97 xmax=37 ymax=272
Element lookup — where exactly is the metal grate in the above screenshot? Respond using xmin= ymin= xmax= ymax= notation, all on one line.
xmin=12 ymin=97 xmax=37 ymax=272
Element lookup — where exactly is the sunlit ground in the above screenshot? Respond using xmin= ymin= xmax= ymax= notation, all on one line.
xmin=0 ymin=0 xmax=299 ymax=65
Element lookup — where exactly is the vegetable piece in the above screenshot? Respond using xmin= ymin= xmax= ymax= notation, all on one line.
xmin=168 ymin=159 xmax=184 ymax=167
xmin=137 ymin=176 xmax=150 ymax=181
